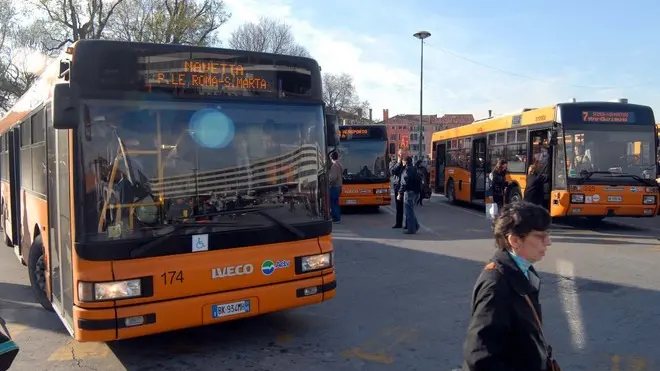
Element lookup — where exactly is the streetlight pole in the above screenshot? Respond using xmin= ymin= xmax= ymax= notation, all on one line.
xmin=413 ymin=31 xmax=430 ymax=160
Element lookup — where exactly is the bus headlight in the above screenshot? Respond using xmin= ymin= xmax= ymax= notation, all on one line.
xmin=78 ymin=279 xmax=142 ymax=302
xmin=375 ymin=188 xmax=389 ymax=194
xmin=570 ymin=194 xmax=584 ymax=203
xmin=643 ymin=195 xmax=657 ymax=204
xmin=298 ymin=252 xmax=333 ymax=273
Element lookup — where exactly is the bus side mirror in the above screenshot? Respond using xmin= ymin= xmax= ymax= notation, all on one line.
xmin=52 ymin=83 xmax=79 ymax=129
xmin=549 ymin=131 xmax=558 ymax=146
xmin=325 ymin=114 xmax=340 ymax=147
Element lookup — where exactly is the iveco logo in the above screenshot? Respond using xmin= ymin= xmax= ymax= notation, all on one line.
xmin=361 ymin=189 xmax=369 ymax=194
xmin=212 ymin=264 xmax=254 ymax=279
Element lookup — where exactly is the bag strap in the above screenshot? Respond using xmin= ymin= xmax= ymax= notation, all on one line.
xmin=523 ymin=295 xmax=553 ymax=357
xmin=0 ymin=317 xmax=12 ymax=340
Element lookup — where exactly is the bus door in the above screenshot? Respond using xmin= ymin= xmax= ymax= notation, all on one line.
xmin=434 ymin=142 xmax=446 ymax=193
xmin=46 ymin=113 xmax=75 ymax=330
xmin=7 ymin=128 xmax=21 ymax=248
xmin=529 ymin=129 xmax=552 ymax=209
xmin=471 ymin=137 xmax=487 ymax=201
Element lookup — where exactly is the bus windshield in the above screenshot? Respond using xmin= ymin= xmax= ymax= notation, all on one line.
xmin=564 ymin=127 xmax=656 ymax=180
xmin=336 ymin=140 xmax=388 ymax=183
xmin=80 ymin=99 xmax=327 ymax=241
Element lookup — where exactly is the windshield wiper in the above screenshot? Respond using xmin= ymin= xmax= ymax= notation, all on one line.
xmin=129 ymin=221 xmax=241 ymax=258
xmin=610 ymin=173 xmax=656 ymax=186
xmin=576 ymin=171 xmax=655 ymax=186
xmin=173 ymin=204 xmax=284 ymax=221
xmin=576 ymin=171 xmax=611 ymax=184
xmin=175 ymin=205 xmax=305 ymax=239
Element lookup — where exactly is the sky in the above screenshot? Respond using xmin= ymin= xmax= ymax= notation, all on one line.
xmin=217 ymin=0 xmax=660 ymax=121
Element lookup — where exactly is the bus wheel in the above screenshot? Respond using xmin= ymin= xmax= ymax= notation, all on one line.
xmin=28 ymin=235 xmax=54 ymax=312
xmin=446 ymin=180 xmax=456 ymax=204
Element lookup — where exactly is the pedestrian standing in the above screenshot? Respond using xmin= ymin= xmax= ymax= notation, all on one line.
xmin=523 ymin=162 xmax=548 ymax=207
xmin=328 ymin=151 xmax=343 ymax=223
xmin=390 ymin=149 xmax=406 ymax=228
xmin=397 ymin=156 xmax=420 ymax=234
xmin=489 ymin=159 xmax=508 ymax=211
xmin=462 ymin=201 xmax=561 ymax=371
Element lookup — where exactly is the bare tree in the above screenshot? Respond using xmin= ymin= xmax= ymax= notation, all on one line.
xmin=323 ymin=72 xmax=371 ymax=123
xmin=322 ymin=72 xmax=357 ymax=114
xmin=31 ymin=0 xmax=125 ymax=52
xmin=106 ymin=0 xmax=231 ymax=45
xmin=228 ymin=17 xmax=310 ymax=57
xmin=0 ymin=0 xmax=40 ymax=113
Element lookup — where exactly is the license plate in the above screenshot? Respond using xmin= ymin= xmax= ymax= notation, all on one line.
xmin=344 ymin=199 xmax=357 ymax=205
xmin=211 ymin=300 xmax=251 ymax=318
xmin=608 ymin=196 xmax=622 ymax=202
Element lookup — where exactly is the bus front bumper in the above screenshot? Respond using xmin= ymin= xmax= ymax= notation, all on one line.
xmin=565 ymin=204 xmax=657 ymax=217
xmin=72 ymin=271 xmax=336 ymax=342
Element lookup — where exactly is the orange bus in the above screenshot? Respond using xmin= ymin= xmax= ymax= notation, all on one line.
xmin=335 ymin=124 xmax=390 ymax=209
xmin=0 ymin=39 xmax=338 ymax=341
xmin=430 ymin=100 xmax=659 ymax=221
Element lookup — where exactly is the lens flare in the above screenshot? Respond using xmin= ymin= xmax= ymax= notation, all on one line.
xmin=188 ymin=109 xmax=235 ymax=148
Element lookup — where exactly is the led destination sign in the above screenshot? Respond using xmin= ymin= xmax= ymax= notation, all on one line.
xmin=582 ymin=111 xmax=636 ymax=123
xmin=340 ymin=128 xmax=369 ymax=137
xmin=152 ymin=61 xmax=269 ymax=91
xmin=339 ymin=126 xmax=387 ymax=140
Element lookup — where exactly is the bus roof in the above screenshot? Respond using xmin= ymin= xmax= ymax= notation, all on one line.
xmin=431 ymin=101 xmax=655 ymax=142
xmin=0 ymin=49 xmax=65 ymax=134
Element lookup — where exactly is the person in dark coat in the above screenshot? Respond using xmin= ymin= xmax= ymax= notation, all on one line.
xmin=398 ymin=156 xmax=420 ymax=234
xmin=463 ymin=201 xmax=555 ymax=371
xmin=389 ymin=149 xmax=407 ymax=228
xmin=523 ymin=162 xmax=548 ymax=207
xmin=489 ymin=159 xmax=508 ymax=210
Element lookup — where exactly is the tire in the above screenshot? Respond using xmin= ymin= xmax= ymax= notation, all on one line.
xmin=446 ymin=180 xmax=456 ymax=204
xmin=28 ymin=235 xmax=54 ymax=312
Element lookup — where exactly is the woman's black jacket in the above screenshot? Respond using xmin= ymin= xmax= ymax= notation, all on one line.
xmin=462 ymin=249 xmax=550 ymax=371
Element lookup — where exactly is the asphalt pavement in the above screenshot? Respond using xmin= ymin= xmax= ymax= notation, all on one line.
xmin=2 ymin=195 xmax=660 ymax=370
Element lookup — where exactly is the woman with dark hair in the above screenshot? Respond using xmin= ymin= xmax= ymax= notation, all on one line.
xmin=489 ymin=159 xmax=508 ymax=210
xmin=462 ymin=201 xmax=559 ymax=371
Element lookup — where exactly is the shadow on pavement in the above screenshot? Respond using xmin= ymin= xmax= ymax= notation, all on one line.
xmin=0 ymin=282 xmax=65 ymax=334
xmin=101 ymin=237 xmax=658 ymax=371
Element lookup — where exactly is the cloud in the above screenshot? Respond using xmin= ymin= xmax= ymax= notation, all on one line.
xmin=220 ymin=0 xmax=659 ymax=120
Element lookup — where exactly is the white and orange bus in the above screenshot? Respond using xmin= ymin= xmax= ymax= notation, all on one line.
xmin=431 ymin=100 xmax=659 ymax=221
xmin=0 ymin=39 xmax=338 ymax=341
xmin=335 ymin=124 xmax=390 ymax=209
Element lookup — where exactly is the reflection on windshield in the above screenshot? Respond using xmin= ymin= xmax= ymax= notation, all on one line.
xmin=336 ymin=141 xmax=387 ymax=180
xmin=80 ymin=100 xmax=327 ymax=240
xmin=564 ymin=128 xmax=656 ymax=179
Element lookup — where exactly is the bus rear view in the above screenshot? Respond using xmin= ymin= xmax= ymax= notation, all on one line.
xmin=556 ymin=101 xmax=659 ymax=219
xmin=336 ymin=125 xmax=390 ymax=208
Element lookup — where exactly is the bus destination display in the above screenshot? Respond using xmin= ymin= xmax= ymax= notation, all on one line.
xmin=339 ymin=126 xmax=387 ymax=140
xmin=151 ymin=61 xmax=269 ymax=91
xmin=582 ymin=111 xmax=636 ymax=123
xmin=340 ymin=128 xmax=369 ymax=138
xmin=140 ymin=57 xmax=313 ymax=97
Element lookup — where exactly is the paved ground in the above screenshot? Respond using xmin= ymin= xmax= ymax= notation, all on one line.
xmin=2 ymin=195 xmax=660 ymax=370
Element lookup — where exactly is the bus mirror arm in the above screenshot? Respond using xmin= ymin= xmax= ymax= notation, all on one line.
xmin=52 ymin=83 xmax=79 ymax=130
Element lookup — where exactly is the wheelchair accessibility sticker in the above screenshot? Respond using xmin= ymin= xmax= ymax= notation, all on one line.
xmin=192 ymin=234 xmax=209 ymax=252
